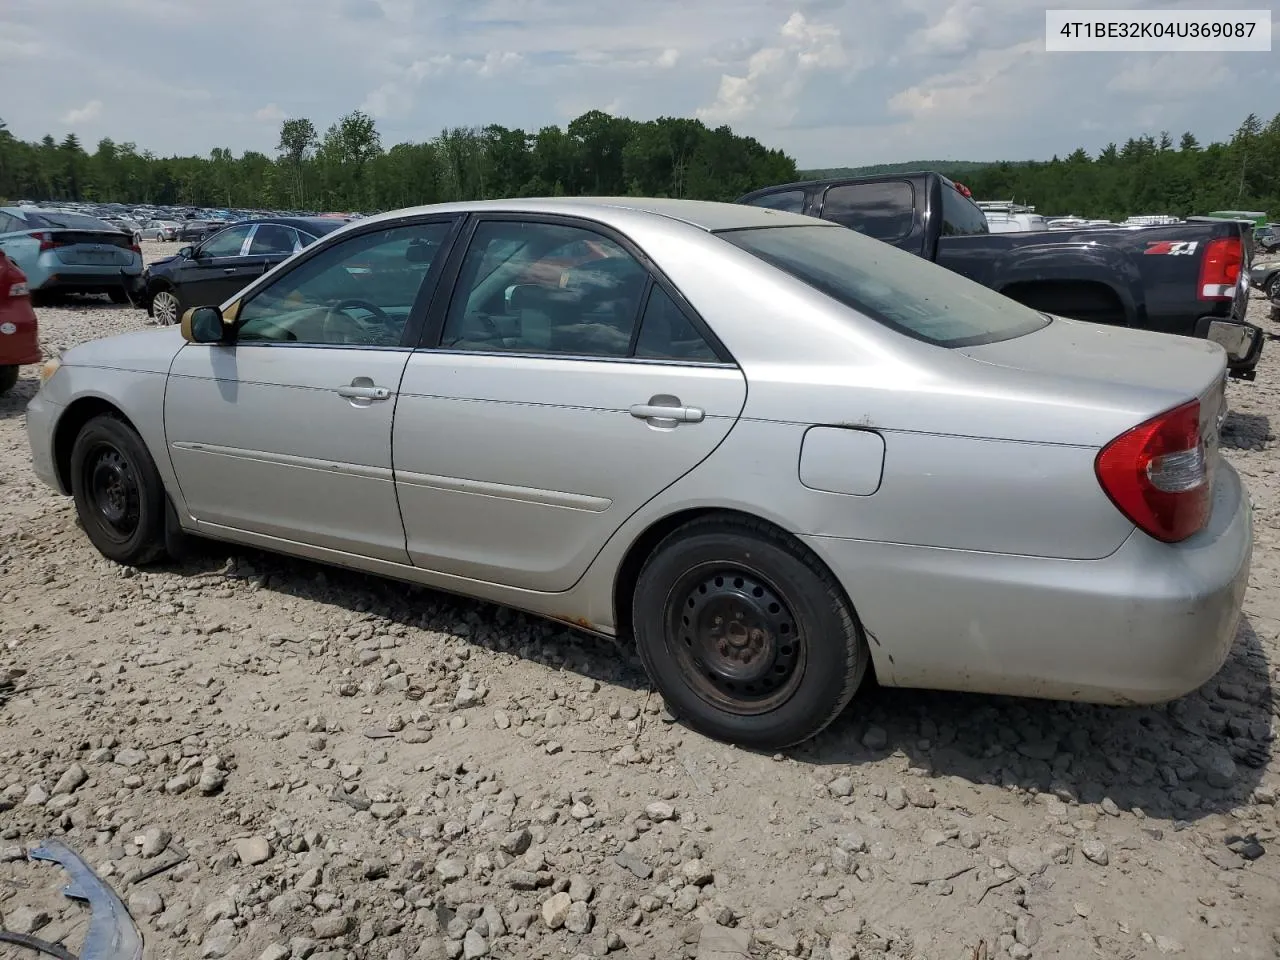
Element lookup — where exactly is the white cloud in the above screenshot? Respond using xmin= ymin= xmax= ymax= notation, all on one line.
xmin=697 ymin=12 xmax=861 ymax=126
xmin=61 ymin=99 xmax=102 ymax=125
xmin=906 ymin=0 xmax=979 ymax=55
xmin=253 ymin=103 xmax=287 ymax=122
xmin=1106 ymin=54 xmax=1232 ymax=97
xmin=888 ymin=40 xmax=1040 ymax=121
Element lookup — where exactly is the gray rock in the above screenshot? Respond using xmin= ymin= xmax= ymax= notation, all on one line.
xmin=128 ymin=888 xmax=165 ymax=917
xmin=542 ymin=892 xmax=572 ymax=929
xmin=436 ymin=858 xmax=467 ymax=882
xmin=1015 ymin=915 xmax=1042 ymax=946
xmin=53 ymin=762 xmax=88 ymax=795
xmin=500 ymin=827 xmax=532 ymax=856
xmin=828 ymin=776 xmax=854 ymax=797
xmin=682 ymin=859 xmax=715 ymax=886
xmin=568 ymin=874 xmax=594 ymax=902
xmin=645 ymin=801 xmax=676 ymax=822
xmin=1155 ymin=935 xmax=1185 ymax=955
xmin=565 ymin=901 xmax=593 ymax=934
xmin=754 ymin=927 xmax=799 ymax=954
xmin=827 ymin=932 xmax=857 ymax=960
xmin=201 ymin=919 xmax=238 ymax=958
xmin=140 ymin=825 xmax=172 ymax=858
xmin=861 ymin=727 xmax=888 ymax=750
xmin=235 ymin=836 xmax=272 ymax=866
xmin=1200 ymin=747 xmax=1238 ymax=789
xmin=23 ymin=784 xmax=49 ymax=806
xmin=673 ymin=885 xmax=700 ymax=914
xmin=6 ymin=907 xmax=50 ymax=935
xmin=115 ymin=748 xmax=147 ymax=767
xmin=259 ymin=946 xmax=290 ymax=960
xmin=199 ymin=768 xmax=228 ymax=795
xmin=1081 ymin=839 xmax=1109 ymax=866
xmin=1006 ymin=845 xmax=1048 ymax=877
xmin=312 ymin=915 xmax=353 ymax=939
xmin=462 ymin=930 xmax=489 ymax=959
xmin=613 ymin=852 xmax=652 ymax=879
xmin=886 ymin=786 xmax=907 ymax=810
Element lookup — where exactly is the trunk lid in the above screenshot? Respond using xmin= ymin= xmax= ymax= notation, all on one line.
xmin=47 ymin=230 xmax=136 ymax=266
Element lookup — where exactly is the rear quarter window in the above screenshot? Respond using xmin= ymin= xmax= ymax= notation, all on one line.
xmin=940 ymin=187 xmax=990 ymax=236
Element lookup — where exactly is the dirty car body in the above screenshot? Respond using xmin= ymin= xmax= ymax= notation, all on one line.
xmin=25 ymin=198 xmax=1253 ymax=749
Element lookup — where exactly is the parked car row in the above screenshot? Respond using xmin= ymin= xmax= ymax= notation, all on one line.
xmin=24 ymin=196 xmax=1253 ymax=749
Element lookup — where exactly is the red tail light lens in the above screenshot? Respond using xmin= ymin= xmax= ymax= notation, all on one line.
xmin=1198 ymin=236 xmax=1242 ymax=299
xmin=1095 ymin=400 xmax=1209 ymax=543
xmin=30 ymin=231 xmax=66 ymax=253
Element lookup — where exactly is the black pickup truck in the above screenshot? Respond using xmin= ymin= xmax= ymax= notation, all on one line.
xmin=738 ymin=172 xmax=1262 ymax=379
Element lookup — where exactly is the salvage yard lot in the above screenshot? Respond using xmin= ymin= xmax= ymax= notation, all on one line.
xmin=0 ymin=241 xmax=1278 ymax=960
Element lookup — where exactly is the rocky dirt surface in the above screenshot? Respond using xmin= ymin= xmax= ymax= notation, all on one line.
xmin=0 ymin=244 xmax=1277 ymax=960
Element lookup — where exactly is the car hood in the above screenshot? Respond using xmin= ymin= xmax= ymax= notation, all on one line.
xmin=62 ymin=327 xmax=187 ymax=375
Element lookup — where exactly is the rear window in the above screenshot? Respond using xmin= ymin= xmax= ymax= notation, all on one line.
xmin=820 ymin=181 xmax=914 ymax=240
xmin=717 ymin=224 xmax=1051 ymax=347
xmin=940 ymin=186 xmax=989 ymax=236
xmin=745 ymin=190 xmax=807 ymax=214
xmin=29 ymin=211 xmax=118 ymax=230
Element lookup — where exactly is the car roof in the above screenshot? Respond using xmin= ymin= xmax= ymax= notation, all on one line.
xmin=350 ymin=197 xmax=821 ymax=234
xmin=225 ymin=216 xmax=347 ymax=234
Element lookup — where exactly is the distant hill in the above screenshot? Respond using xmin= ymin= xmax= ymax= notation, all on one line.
xmin=798 ymin=160 xmax=1027 ymax=180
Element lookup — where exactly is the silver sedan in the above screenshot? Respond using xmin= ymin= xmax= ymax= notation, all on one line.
xmin=24 ymin=198 xmax=1252 ymax=749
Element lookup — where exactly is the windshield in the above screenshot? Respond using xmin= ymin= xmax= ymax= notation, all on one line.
xmin=717 ymin=223 xmax=1050 ymax=347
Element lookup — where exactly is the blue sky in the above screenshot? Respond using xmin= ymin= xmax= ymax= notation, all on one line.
xmin=1 ymin=0 xmax=1275 ymax=168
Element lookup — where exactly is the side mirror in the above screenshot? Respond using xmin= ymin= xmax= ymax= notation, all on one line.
xmin=181 ymin=306 xmax=231 ymax=344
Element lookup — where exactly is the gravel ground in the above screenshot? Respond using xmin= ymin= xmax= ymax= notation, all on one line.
xmin=1 ymin=240 xmax=1278 ymax=960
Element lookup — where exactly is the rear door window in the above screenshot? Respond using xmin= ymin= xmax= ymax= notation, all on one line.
xmin=820 ymin=181 xmax=915 ymax=240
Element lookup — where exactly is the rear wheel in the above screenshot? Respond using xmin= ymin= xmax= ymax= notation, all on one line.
xmin=632 ymin=516 xmax=868 ymax=749
xmin=70 ymin=415 xmax=168 ymax=566
xmin=0 ymin=366 xmax=17 ymax=395
xmin=1267 ymin=276 xmax=1280 ymax=302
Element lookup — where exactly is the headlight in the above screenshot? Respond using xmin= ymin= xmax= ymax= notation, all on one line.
xmin=39 ymin=357 xmax=62 ymax=386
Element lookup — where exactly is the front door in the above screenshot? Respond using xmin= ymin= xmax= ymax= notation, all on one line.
xmin=164 ymin=217 xmax=458 ymax=562
xmin=394 ymin=217 xmax=747 ymax=592
xmin=177 ymin=223 xmax=255 ymax=309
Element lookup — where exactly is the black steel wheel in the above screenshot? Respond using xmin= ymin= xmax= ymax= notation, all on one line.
xmin=633 ymin=515 xmax=869 ymax=749
xmin=70 ymin=414 xmax=168 ymax=565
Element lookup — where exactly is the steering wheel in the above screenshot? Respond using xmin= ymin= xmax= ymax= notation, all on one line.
xmin=323 ymin=298 xmax=393 ymax=343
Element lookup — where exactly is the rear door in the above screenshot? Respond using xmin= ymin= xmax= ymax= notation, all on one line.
xmin=393 ymin=216 xmax=747 ymax=592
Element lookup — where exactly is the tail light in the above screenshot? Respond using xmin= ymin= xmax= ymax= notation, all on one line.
xmin=1198 ymin=236 xmax=1242 ymax=299
xmin=8 ymin=281 xmax=29 ymax=298
xmin=1095 ymin=399 xmax=1209 ymax=543
xmin=29 ymin=231 xmax=67 ymax=253
xmin=130 ymin=240 xmax=142 ymax=255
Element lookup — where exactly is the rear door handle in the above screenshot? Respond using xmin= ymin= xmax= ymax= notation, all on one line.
xmin=629 ymin=401 xmax=704 ymax=424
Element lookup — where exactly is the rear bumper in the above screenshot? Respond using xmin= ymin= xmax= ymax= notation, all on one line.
xmin=36 ymin=269 xmax=143 ymax=294
xmin=804 ymin=460 xmax=1252 ymax=704
xmin=0 ymin=299 xmax=42 ymax=367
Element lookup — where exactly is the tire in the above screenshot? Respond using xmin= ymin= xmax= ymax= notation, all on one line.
xmin=1267 ymin=276 xmax=1280 ymax=302
xmin=0 ymin=365 xmax=17 ymax=396
xmin=69 ymin=414 xmax=168 ymax=566
xmin=150 ymin=288 xmax=180 ymax=326
xmin=108 ymin=288 xmax=130 ymax=305
xmin=632 ymin=516 xmax=868 ymax=749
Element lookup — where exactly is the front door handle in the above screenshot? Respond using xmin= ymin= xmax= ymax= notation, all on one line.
xmin=629 ymin=396 xmax=705 ymax=424
xmin=336 ymin=379 xmax=391 ymax=403
xmin=222 ymin=267 xmax=237 ymax=273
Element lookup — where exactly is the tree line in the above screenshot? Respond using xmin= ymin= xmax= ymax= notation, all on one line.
xmin=1 ymin=109 xmax=1276 ymax=220
xmin=958 ymin=113 xmax=1280 ymax=221
xmin=0 ymin=110 xmax=797 ymax=212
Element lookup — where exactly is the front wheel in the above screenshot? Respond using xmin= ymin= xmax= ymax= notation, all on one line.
xmin=1267 ymin=276 xmax=1280 ymax=302
xmin=632 ymin=516 xmax=869 ymax=750
xmin=151 ymin=289 xmax=180 ymax=325
xmin=70 ymin=415 xmax=169 ymax=565
xmin=0 ymin=365 xmax=17 ymax=395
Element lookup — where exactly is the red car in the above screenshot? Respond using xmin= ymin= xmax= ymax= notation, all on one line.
xmin=0 ymin=253 xmax=41 ymax=395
